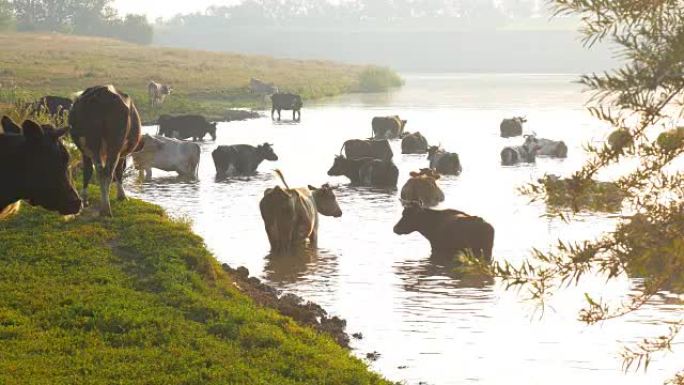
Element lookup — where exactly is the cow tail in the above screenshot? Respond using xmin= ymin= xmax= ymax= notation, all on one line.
xmin=274 ymin=169 xmax=290 ymax=190
xmin=339 ymin=142 xmax=346 ymax=156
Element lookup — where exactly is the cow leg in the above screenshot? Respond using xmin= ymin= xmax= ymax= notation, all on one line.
xmin=81 ymin=155 xmax=94 ymax=206
xmin=293 ymin=110 xmax=296 ymax=121
xmin=145 ymin=168 xmax=153 ymax=181
xmin=271 ymin=108 xmax=276 ymax=121
xmin=277 ymin=109 xmax=281 ymax=121
xmin=114 ymin=157 xmax=127 ymax=201
xmin=95 ymin=158 xmax=116 ymax=217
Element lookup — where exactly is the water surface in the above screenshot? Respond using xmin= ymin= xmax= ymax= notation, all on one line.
xmin=127 ymin=74 xmax=683 ymax=385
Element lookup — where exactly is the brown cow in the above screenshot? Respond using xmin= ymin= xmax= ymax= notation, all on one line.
xmin=69 ymin=85 xmax=143 ymax=217
xmin=260 ymin=171 xmax=342 ymax=253
xmin=148 ymin=81 xmax=172 ymax=108
xmin=400 ymin=169 xmax=445 ymax=207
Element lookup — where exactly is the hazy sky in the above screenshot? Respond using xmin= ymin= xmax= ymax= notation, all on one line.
xmin=113 ymin=0 xmax=238 ymax=19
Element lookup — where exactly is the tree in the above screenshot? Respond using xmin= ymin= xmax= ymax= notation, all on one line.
xmin=477 ymin=1 xmax=684 ymax=383
xmin=0 ymin=0 xmax=12 ymax=30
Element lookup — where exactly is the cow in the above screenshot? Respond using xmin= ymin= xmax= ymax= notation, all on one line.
xmin=212 ymin=143 xmax=278 ymax=177
xmin=400 ymin=169 xmax=445 ymax=207
xmin=260 ymin=170 xmax=342 ymax=253
xmin=271 ymin=93 xmax=303 ymax=121
xmin=30 ymin=96 xmax=73 ymax=120
xmin=500 ymin=143 xmax=536 ymax=166
xmin=327 ymin=155 xmax=399 ymax=187
xmin=158 ymin=114 xmax=217 ymax=141
xmin=372 ymin=116 xmax=407 ymax=140
xmin=340 ymin=139 xmax=393 ymax=161
xmin=0 ymin=116 xmax=81 ymax=218
xmin=393 ymin=202 xmax=495 ymax=259
xmin=401 ymin=131 xmax=428 ymax=154
xmin=427 ymin=146 xmax=462 ymax=175
xmin=523 ymin=134 xmax=568 ymax=158
xmin=69 ymin=85 xmax=144 ymax=217
xmin=148 ymin=81 xmax=172 ymax=108
xmin=249 ymin=78 xmax=279 ymax=94
xmin=500 ymin=117 xmax=526 ymax=138
xmin=132 ymin=135 xmax=201 ymax=180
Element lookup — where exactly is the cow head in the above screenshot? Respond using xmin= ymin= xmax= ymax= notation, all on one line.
xmin=309 ymin=183 xmax=342 ymax=218
xmin=427 ymin=146 xmax=442 ymax=162
xmin=2 ymin=117 xmax=81 ymax=215
xmin=514 ymin=116 xmax=527 ymax=124
xmin=161 ymin=85 xmax=173 ymax=96
xmin=401 ymin=120 xmax=407 ymax=130
xmin=393 ymin=201 xmax=425 ymax=235
xmin=523 ymin=134 xmax=541 ymax=153
xmin=208 ymin=122 xmax=217 ymax=141
xmin=257 ymin=143 xmax=278 ymax=161
xmin=327 ymin=155 xmax=349 ymax=176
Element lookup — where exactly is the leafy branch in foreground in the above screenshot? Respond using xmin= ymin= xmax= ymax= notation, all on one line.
xmin=482 ymin=0 xmax=684 ymax=381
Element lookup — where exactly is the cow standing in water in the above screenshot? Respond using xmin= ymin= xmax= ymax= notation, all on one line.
xmin=70 ymin=85 xmax=144 ymax=217
xmin=271 ymin=93 xmax=303 ymax=121
xmin=500 ymin=117 xmax=526 ymax=138
xmin=400 ymin=169 xmax=445 ymax=207
xmin=260 ymin=171 xmax=342 ymax=253
xmin=327 ymin=155 xmax=399 ymax=188
xmin=340 ymin=139 xmax=393 ymax=161
xmin=212 ymin=143 xmax=279 ymax=177
xmin=0 ymin=116 xmax=81 ymax=218
xmin=158 ymin=114 xmax=217 ymax=141
xmin=132 ymin=135 xmax=201 ymax=180
xmin=402 ymin=131 xmax=429 ymax=154
xmin=427 ymin=146 xmax=462 ymax=175
xmin=372 ymin=116 xmax=407 ymax=140
xmin=393 ymin=202 xmax=495 ymax=259
xmin=148 ymin=81 xmax=172 ymax=108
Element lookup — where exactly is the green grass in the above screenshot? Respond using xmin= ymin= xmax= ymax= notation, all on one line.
xmin=0 ymin=32 xmax=402 ymax=123
xmin=0 ymin=196 xmax=391 ymax=385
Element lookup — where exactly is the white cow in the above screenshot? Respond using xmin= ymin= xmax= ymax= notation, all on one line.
xmin=132 ymin=135 xmax=200 ymax=180
xmin=148 ymin=81 xmax=172 ymax=108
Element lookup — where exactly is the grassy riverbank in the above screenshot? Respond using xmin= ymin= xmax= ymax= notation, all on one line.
xmin=0 ymin=33 xmax=402 ymax=123
xmin=0 ymin=198 xmax=391 ymax=384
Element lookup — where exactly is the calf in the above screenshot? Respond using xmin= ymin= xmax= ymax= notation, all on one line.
xmin=212 ymin=143 xmax=278 ymax=177
xmin=148 ymin=81 xmax=172 ymax=108
xmin=260 ymin=171 xmax=342 ymax=253
xmin=427 ymin=146 xmax=462 ymax=175
xmin=327 ymin=155 xmax=399 ymax=187
xmin=400 ymin=169 xmax=445 ymax=207
xmin=402 ymin=131 xmax=429 ymax=154
xmin=340 ymin=139 xmax=393 ymax=161
xmin=70 ymin=85 xmax=144 ymax=217
xmin=500 ymin=116 xmax=526 ymax=138
xmin=132 ymin=135 xmax=201 ymax=180
xmin=372 ymin=116 xmax=407 ymax=140
xmin=158 ymin=114 xmax=217 ymax=141
xmin=0 ymin=116 xmax=81 ymax=218
xmin=393 ymin=202 xmax=494 ymax=259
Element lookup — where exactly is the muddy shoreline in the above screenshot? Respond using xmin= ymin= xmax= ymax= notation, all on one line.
xmin=221 ymin=263 xmax=351 ymax=347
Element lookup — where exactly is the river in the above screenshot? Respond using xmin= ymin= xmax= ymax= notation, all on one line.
xmin=126 ymin=73 xmax=683 ymax=385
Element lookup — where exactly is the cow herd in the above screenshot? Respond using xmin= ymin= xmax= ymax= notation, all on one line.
xmin=0 ymin=84 xmax=573 ymax=261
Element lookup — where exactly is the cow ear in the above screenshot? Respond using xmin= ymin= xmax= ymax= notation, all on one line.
xmin=1 ymin=116 xmax=21 ymax=134
xmin=22 ymin=120 xmax=44 ymax=141
xmin=308 ymin=185 xmax=318 ymax=191
xmin=410 ymin=171 xmax=420 ymax=178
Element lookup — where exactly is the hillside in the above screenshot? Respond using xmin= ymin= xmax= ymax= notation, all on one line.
xmin=0 ymin=198 xmax=391 ymax=384
xmin=0 ymin=33 xmax=401 ymax=122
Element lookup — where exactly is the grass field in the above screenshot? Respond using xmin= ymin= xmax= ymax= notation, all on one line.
xmin=0 ymin=33 xmax=402 ymax=122
xmin=0 ymin=196 xmax=392 ymax=385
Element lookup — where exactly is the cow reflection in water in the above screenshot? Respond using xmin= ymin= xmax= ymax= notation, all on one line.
xmin=264 ymin=248 xmax=338 ymax=284
xmin=395 ymin=255 xmax=494 ymax=292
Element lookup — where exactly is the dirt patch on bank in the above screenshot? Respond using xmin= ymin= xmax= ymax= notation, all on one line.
xmin=221 ymin=263 xmax=350 ymax=347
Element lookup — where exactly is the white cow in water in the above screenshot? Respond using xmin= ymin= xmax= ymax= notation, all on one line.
xmin=132 ymin=135 xmax=200 ymax=180
xmin=148 ymin=81 xmax=173 ymax=108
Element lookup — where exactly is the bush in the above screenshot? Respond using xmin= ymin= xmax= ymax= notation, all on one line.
xmin=357 ymin=66 xmax=404 ymax=92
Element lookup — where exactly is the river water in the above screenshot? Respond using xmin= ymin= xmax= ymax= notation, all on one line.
xmin=126 ymin=74 xmax=683 ymax=385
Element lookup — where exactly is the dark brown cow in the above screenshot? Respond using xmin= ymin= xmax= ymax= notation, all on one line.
xmin=0 ymin=116 xmax=81 ymax=218
xmin=327 ymin=155 xmax=399 ymax=187
xmin=400 ymin=169 xmax=445 ymax=207
xmin=401 ymin=131 xmax=429 ymax=154
xmin=69 ymin=85 xmax=143 ymax=217
xmin=393 ymin=202 xmax=494 ymax=259
xmin=500 ymin=117 xmax=526 ymax=138
xmin=372 ymin=116 xmax=407 ymax=140
xmin=340 ymin=139 xmax=393 ymax=161
xmin=260 ymin=171 xmax=342 ymax=253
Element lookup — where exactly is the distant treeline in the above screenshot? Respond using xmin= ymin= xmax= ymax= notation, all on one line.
xmin=0 ymin=0 xmax=153 ymax=45
xmin=154 ymin=0 xmax=615 ymax=73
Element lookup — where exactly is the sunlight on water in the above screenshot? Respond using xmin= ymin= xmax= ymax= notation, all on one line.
xmin=126 ymin=74 xmax=683 ymax=385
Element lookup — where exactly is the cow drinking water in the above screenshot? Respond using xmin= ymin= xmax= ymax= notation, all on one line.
xmin=393 ymin=202 xmax=494 ymax=259
xmin=0 ymin=116 xmax=81 ymax=218
xmin=212 ymin=143 xmax=278 ymax=177
xmin=132 ymin=135 xmax=201 ymax=180
xmin=327 ymin=155 xmax=399 ymax=188
xmin=523 ymin=134 xmax=568 ymax=158
xmin=260 ymin=170 xmax=342 ymax=253
xmin=70 ymin=85 xmax=144 ymax=217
